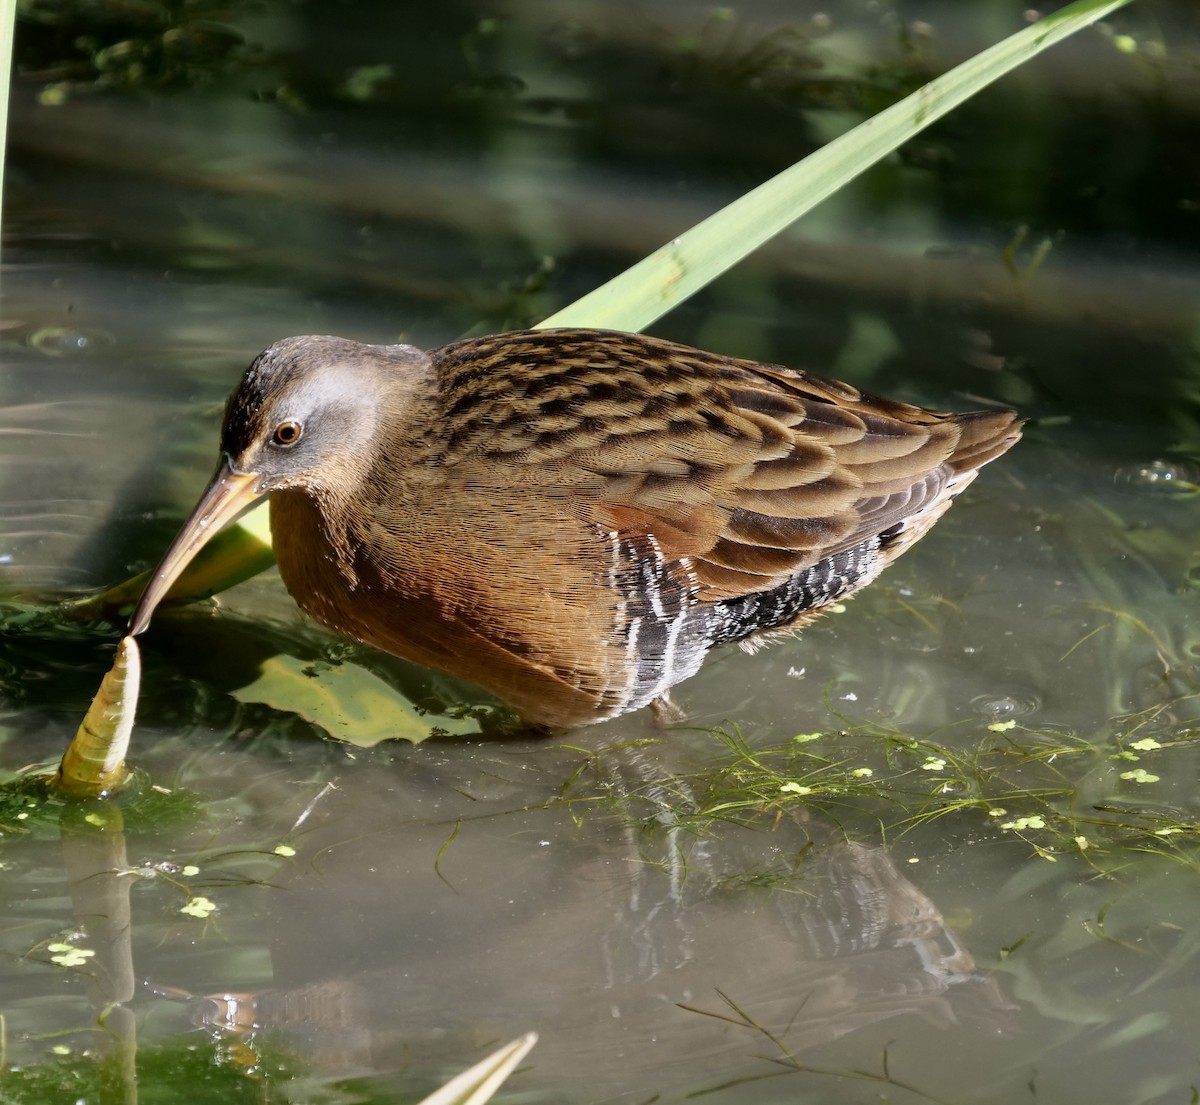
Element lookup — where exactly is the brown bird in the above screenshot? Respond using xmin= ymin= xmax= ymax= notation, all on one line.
xmin=129 ymin=328 xmax=1021 ymax=728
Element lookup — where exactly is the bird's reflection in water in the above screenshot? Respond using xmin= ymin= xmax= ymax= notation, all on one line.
xmin=157 ymin=743 xmax=1015 ymax=1097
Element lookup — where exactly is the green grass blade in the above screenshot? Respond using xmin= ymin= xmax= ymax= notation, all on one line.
xmin=415 ymin=1033 xmax=537 ymax=1105
xmin=539 ymin=0 xmax=1134 ymax=333
xmin=1 ymin=0 xmax=16 ymax=240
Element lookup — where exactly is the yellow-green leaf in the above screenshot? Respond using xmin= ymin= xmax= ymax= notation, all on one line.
xmin=66 ymin=513 xmax=274 ymax=623
xmin=230 ymin=654 xmax=484 ymax=745
xmin=56 ymin=636 xmax=139 ymax=797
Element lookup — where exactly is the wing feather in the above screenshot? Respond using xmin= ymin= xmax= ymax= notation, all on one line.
xmin=434 ymin=329 xmax=1021 ymax=602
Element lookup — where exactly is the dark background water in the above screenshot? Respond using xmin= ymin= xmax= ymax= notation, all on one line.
xmin=2 ymin=1 xmax=1200 ymax=1102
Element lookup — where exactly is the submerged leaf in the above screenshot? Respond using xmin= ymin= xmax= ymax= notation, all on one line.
xmin=230 ymin=654 xmax=484 ymax=745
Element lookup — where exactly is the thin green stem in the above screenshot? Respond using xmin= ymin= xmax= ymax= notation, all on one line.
xmin=0 ymin=0 xmax=17 ymax=244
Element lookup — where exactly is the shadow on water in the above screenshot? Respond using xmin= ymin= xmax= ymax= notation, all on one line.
xmin=2 ymin=1 xmax=1200 ymax=1102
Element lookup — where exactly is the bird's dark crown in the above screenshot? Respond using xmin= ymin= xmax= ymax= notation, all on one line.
xmin=220 ymin=335 xmax=426 ymax=464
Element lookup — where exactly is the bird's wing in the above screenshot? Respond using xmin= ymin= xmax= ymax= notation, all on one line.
xmin=434 ymin=329 xmax=1017 ymax=602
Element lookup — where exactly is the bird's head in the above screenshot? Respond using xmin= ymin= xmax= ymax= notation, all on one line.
xmin=128 ymin=335 xmax=428 ymax=635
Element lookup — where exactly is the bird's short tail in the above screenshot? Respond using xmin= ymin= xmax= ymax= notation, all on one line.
xmin=949 ymin=409 xmax=1024 ymax=476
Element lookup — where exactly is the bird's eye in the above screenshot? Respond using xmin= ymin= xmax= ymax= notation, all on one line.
xmin=271 ymin=420 xmax=303 ymax=446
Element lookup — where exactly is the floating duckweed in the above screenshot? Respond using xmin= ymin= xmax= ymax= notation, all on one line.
xmin=1112 ymin=33 xmax=1137 ymax=52
xmin=987 ymin=720 xmax=1017 ymax=732
xmin=1001 ymin=815 xmax=1046 ymax=831
xmin=273 ymin=844 xmax=296 ymax=857
xmin=180 ymin=896 xmax=216 ymax=918
xmin=48 ymin=943 xmax=96 ymax=967
xmin=573 ymin=720 xmax=1200 ymax=881
xmin=828 ymin=603 xmax=847 ymax=613
xmin=907 ymin=857 xmax=919 ymax=864
xmin=1129 ymin=738 xmax=1162 ymax=751
xmin=1119 ymin=769 xmax=1159 ymax=783
xmin=181 ymin=865 xmax=200 ymax=877
xmin=51 ymin=1045 xmax=71 ymax=1056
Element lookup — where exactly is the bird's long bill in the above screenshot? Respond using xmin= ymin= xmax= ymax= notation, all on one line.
xmin=127 ymin=461 xmax=264 ymax=636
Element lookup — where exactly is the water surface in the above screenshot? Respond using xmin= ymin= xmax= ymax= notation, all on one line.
xmin=2 ymin=2 xmax=1200 ymax=1102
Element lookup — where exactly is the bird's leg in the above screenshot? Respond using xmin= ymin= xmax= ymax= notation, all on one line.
xmin=650 ymin=692 xmax=688 ymax=728
xmin=472 ymin=709 xmax=557 ymax=742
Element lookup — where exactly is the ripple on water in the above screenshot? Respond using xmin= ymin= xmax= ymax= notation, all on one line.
xmin=1113 ymin=458 xmax=1200 ymax=494
xmin=970 ymin=690 xmax=1041 ymax=719
xmin=27 ymin=327 xmax=115 ymax=357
